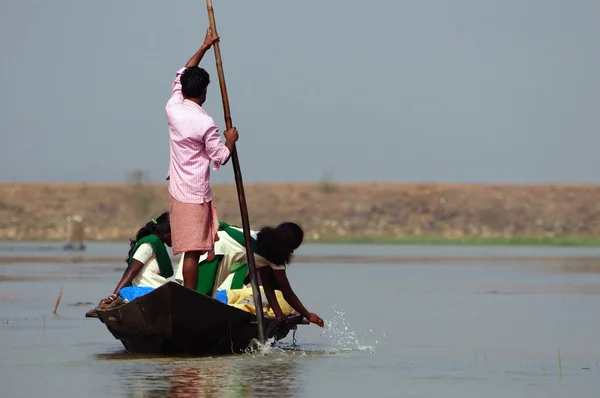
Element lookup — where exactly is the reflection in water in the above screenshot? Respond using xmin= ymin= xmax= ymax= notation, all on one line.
xmin=167 ymin=362 xmax=231 ymax=398
xmin=108 ymin=354 xmax=305 ymax=398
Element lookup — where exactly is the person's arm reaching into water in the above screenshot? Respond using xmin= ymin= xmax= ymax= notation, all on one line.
xmin=258 ymin=267 xmax=287 ymax=319
xmin=260 ymin=267 xmax=324 ymax=327
xmin=98 ymin=261 xmax=144 ymax=306
xmin=98 ymin=244 xmax=154 ymax=306
xmin=274 ymin=269 xmax=324 ymax=327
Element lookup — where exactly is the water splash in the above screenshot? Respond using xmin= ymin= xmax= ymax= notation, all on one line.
xmin=245 ymin=307 xmax=381 ymax=356
xmin=244 ymin=337 xmax=279 ymax=356
xmin=319 ymin=306 xmax=376 ymax=353
xmin=244 ymin=330 xmax=311 ymax=357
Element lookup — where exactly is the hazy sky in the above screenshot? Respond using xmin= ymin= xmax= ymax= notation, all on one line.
xmin=1 ymin=0 xmax=599 ymax=184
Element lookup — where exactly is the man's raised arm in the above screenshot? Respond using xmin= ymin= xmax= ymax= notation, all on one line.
xmin=170 ymin=28 xmax=220 ymax=100
xmin=185 ymin=27 xmax=220 ymax=68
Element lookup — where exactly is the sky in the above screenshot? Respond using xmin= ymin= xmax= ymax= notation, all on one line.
xmin=1 ymin=0 xmax=599 ymax=184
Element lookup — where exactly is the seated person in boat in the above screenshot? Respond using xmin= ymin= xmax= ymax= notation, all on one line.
xmin=95 ymin=212 xmax=173 ymax=309
xmin=175 ymin=221 xmax=324 ymax=327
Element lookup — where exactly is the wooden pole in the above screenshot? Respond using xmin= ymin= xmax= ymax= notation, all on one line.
xmin=205 ymin=0 xmax=267 ymax=345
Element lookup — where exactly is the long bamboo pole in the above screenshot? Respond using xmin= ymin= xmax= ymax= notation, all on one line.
xmin=205 ymin=0 xmax=267 ymax=345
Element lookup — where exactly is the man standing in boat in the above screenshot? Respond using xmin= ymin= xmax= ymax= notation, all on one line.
xmin=166 ymin=27 xmax=239 ymax=291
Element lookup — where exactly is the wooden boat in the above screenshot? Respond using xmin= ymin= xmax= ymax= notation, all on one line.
xmin=88 ymin=282 xmax=306 ymax=355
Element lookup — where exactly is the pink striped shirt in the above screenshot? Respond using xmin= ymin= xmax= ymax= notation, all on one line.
xmin=166 ymin=67 xmax=230 ymax=204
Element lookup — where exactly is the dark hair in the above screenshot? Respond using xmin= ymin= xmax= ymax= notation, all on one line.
xmin=126 ymin=212 xmax=170 ymax=264
xmin=276 ymin=222 xmax=304 ymax=249
xmin=180 ymin=67 xmax=210 ymax=98
xmin=256 ymin=227 xmax=293 ymax=265
xmin=256 ymin=222 xmax=305 ymax=266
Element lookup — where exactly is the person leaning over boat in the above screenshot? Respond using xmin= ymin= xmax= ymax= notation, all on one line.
xmin=175 ymin=221 xmax=325 ymax=327
xmin=95 ymin=212 xmax=173 ymax=309
xmin=166 ymin=27 xmax=239 ymax=293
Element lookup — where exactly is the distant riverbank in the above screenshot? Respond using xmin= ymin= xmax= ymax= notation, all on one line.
xmin=315 ymin=235 xmax=600 ymax=247
xmin=3 ymin=235 xmax=600 ymax=247
xmin=1 ymin=182 xmax=600 ymax=246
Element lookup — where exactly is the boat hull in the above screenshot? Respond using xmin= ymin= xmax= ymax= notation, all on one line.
xmin=93 ymin=282 xmax=299 ymax=355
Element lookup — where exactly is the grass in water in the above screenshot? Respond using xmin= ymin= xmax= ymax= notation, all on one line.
xmin=558 ymin=349 xmax=562 ymax=378
xmin=309 ymin=235 xmax=600 ymax=247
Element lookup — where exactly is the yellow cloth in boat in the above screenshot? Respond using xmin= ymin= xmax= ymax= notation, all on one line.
xmin=225 ymin=287 xmax=295 ymax=319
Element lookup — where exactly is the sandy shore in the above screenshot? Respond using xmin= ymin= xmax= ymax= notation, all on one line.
xmin=2 ymin=182 xmax=600 ymax=244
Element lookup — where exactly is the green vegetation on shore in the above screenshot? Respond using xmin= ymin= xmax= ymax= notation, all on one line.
xmin=310 ymin=235 xmax=600 ymax=247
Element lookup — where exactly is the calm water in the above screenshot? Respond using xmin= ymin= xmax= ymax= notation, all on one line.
xmin=1 ymin=243 xmax=600 ymax=397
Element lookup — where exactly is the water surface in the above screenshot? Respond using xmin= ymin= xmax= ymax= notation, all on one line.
xmin=1 ymin=243 xmax=600 ymax=397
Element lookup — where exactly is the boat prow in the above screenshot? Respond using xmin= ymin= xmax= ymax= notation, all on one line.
xmin=90 ymin=282 xmax=306 ymax=355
